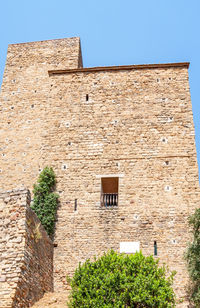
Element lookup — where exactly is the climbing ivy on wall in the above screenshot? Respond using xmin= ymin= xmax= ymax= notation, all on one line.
xmin=31 ymin=166 xmax=59 ymax=236
xmin=186 ymin=208 xmax=200 ymax=306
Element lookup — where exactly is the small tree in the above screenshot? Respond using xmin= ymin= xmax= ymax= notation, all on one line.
xmin=31 ymin=166 xmax=59 ymax=236
xmin=186 ymin=208 xmax=200 ymax=306
xmin=68 ymin=250 xmax=176 ymax=307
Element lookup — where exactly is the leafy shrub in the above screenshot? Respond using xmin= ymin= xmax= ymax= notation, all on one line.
xmin=185 ymin=208 xmax=200 ymax=305
xmin=68 ymin=250 xmax=176 ymax=307
xmin=31 ymin=166 xmax=59 ymax=236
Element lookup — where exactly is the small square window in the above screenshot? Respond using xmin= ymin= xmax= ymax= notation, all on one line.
xmin=101 ymin=177 xmax=118 ymax=207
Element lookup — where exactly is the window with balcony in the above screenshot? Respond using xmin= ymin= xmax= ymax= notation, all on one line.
xmin=101 ymin=177 xmax=118 ymax=207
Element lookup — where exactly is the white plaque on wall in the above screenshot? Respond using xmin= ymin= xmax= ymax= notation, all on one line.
xmin=120 ymin=242 xmax=140 ymax=254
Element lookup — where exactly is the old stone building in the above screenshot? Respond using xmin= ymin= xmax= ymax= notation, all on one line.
xmin=0 ymin=37 xmax=200 ymax=307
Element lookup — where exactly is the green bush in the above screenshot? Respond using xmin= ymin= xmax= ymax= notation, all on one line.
xmin=31 ymin=166 xmax=59 ymax=236
xmin=185 ymin=208 xmax=200 ymax=305
xmin=68 ymin=250 xmax=176 ymax=308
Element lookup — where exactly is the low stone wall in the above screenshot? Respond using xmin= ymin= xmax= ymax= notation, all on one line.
xmin=0 ymin=188 xmax=53 ymax=308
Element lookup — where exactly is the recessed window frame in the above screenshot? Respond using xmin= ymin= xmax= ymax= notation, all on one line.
xmin=100 ymin=176 xmax=119 ymax=207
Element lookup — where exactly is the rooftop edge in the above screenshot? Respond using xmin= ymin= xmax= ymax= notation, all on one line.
xmin=48 ymin=62 xmax=190 ymax=76
xmin=8 ymin=37 xmax=80 ymax=46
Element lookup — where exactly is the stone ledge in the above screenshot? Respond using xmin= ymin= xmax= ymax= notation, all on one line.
xmin=48 ymin=62 xmax=190 ymax=76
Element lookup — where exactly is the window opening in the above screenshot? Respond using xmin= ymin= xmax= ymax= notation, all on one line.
xmin=86 ymin=94 xmax=89 ymax=101
xmin=101 ymin=177 xmax=118 ymax=207
xmin=74 ymin=199 xmax=77 ymax=211
xmin=154 ymin=241 xmax=157 ymax=256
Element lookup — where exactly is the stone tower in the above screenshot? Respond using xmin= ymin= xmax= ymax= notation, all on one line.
xmin=0 ymin=37 xmax=199 ymax=307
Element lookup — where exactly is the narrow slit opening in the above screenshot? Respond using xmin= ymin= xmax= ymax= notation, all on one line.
xmin=86 ymin=94 xmax=89 ymax=101
xmin=154 ymin=241 xmax=157 ymax=256
xmin=74 ymin=199 xmax=77 ymax=211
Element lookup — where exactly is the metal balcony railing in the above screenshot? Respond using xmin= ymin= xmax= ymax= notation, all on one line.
xmin=101 ymin=193 xmax=118 ymax=207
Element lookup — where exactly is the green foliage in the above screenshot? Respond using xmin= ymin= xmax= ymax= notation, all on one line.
xmin=68 ymin=250 xmax=176 ymax=308
xmin=186 ymin=208 xmax=200 ymax=305
xmin=31 ymin=166 xmax=59 ymax=236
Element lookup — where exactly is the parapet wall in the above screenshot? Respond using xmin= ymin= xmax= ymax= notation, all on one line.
xmin=0 ymin=188 xmax=53 ymax=308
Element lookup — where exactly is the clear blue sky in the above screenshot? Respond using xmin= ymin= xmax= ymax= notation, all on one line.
xmin=0 ymin=0 xmax=200 ymax=171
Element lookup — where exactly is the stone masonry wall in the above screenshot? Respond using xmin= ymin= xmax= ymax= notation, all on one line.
xmin=0 ymin=37 xmax=82 ymax=191
xmin=0 ymin=189 xmax=53 ymax=308
xmin=46 ymin=66 xmax=200 ymax=306
xmin=0 ymin=38 xmax=200 ymax=306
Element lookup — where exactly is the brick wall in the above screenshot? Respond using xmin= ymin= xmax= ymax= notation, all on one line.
xmin=0 ymin=189 xmax=53 ymax=308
